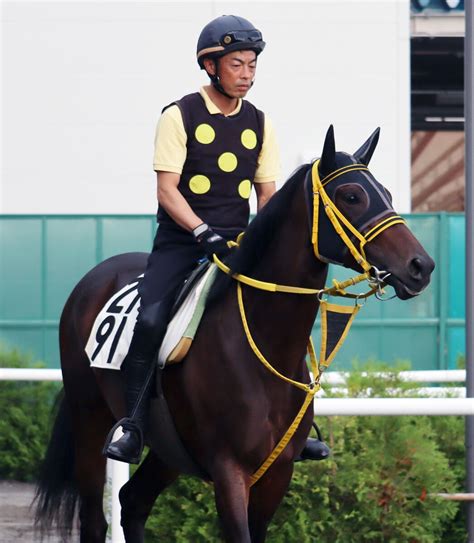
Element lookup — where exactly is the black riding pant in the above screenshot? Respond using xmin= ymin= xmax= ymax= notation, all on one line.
xmin=128 ymin=224 xmax=237 ymax=361
xmin=128 ymin=225 xmax=206 ymax=360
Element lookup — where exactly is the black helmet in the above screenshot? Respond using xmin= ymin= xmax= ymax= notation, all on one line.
xmin=197 ymin=15 xmax=265 ymax=68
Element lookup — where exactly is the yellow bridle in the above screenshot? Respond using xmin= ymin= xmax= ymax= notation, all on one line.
xmin=311 ymin=160 xmax=406 ymax=273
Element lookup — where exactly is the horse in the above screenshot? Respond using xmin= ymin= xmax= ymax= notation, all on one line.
xmin=34 ymin=125 xmax=435 ymax=543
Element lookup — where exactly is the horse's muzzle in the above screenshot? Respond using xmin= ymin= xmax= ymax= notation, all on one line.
xmin=385 ymin=253 xmax=435 ymax=300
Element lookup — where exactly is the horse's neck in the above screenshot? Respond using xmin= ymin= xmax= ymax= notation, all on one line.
xmin=244 ymin=186 xmax=328 ymax=373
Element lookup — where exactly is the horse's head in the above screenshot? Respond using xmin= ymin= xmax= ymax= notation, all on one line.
xmin=311 ymin=125 xmax=434 ymax=300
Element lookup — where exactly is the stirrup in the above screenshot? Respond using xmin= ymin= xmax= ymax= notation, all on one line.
xmin=102 ymin=417 xmax=144 ymax=461
xmin=294 ymin=421 xmax=331 ymax=462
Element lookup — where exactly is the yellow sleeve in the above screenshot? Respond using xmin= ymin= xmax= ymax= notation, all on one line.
xmin=153 ymin=105 xmax=187 ymax=173
xmin=254 ymin=114 xmax=280 ymax=183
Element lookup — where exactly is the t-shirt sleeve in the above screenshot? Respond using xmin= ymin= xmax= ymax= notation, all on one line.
xmin=254 ymin=114 xmax=280 ymax=183
xmin=153 ymin=105 xmax=187 ymax=173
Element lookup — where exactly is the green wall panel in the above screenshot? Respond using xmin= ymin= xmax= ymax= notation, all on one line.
xmin=0 ymin=218 xmax=43 ymax=320
xmin=45 ymin=218 xmax=99 ymax=320
xmin=101 ymin=217 xmax=156 ymax=259
xmin=448 ymin=214 xmax=465 ymax=319
xmin=0 ymin=213 xmax=466 ymax=370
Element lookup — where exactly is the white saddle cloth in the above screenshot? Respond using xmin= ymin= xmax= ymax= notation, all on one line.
xmin=86 ymin=265 xmax=217 ymax=370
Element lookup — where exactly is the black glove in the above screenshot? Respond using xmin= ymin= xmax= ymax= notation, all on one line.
xmin=192 ymin=223 xmax=231 ymax=260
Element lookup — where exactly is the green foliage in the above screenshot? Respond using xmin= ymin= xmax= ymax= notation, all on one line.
xmin=0 ymin=348 xmax=466 ymax=540
xmin=0 ymin=346 xmax=60 ymax=481
xmin=456 ymin=354 xmax=465 ymax=369
xmin=144 ymin=476 xmax=220 ymax=542
xmin=429 ymin=415 xmax=466 ymax=543
xmin=144 ymin=362 xmax=465 ymax=542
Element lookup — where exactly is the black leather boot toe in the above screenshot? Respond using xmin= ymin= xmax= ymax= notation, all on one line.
xmin=105 ymin=422 xmax=144 ymax=464
xmin=295 ymin=438 xmax=331 ymax=462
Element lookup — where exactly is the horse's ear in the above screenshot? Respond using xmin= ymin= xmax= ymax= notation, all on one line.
xmin=318 ymin=125 xmax=337 ymax=179
xmin=353 ymin=127 xmax=380 ymax=166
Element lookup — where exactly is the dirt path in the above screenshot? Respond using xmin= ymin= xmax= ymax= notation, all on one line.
xmin=0 ymin=480 xmax=79 ymax=542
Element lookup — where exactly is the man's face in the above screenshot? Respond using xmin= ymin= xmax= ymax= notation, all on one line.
xmin=207 ymin=50 xmax=257 ymax=98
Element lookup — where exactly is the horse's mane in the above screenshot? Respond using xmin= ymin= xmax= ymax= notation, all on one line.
xmin=207 ymin=162 xmax=311 ymax=305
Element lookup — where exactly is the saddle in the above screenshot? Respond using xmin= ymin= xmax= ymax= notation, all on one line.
xmin=86 ymin=260 xmax=216 ymax=371
xmin=158 ymin=261 xmax=217 ymax=367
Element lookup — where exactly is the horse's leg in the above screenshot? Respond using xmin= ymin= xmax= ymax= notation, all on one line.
xmin=119 ymin=450 xmax=179 ymax=542
xmin=70 ymin=403 xmax=115 ymax=543
xmin=212 ymin=460 xmax=251 ymax=543
xmin=247 ymin=462 xmax=294 ymax=543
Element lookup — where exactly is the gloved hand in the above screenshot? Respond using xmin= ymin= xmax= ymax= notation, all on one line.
xmin=192 ymin=223 xmax=231 ymax=260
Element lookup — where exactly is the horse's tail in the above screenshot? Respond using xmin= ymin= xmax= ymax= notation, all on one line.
xmin=33 ymin=389 xmax=79 ymax=540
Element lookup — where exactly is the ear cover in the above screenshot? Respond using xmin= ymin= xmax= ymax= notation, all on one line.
xmin=318 ymin=125 xmax=337 ymax=179
xmin=353 ymin=127 xmax=380 ymax=166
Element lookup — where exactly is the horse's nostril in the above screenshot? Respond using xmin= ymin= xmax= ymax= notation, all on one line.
xmin=408 ymin=257 xmax=424 ymax=279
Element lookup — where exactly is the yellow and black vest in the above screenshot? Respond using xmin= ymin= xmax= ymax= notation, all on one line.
xmin=157 ymin=92 xmax=264 ymax=236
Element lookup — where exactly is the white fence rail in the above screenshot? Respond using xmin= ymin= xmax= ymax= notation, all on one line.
xmin=1 ymin=367 xmax=473 ymax=542
xmin=0 ymin=368 xmax=467 ymax=383
xmin=321 ymin=369 xmax=466 ymax=385
xmin=314 ymin=397 xmax=474 ymax=416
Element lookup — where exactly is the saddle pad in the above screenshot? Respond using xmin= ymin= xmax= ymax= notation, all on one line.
xmin=157 ymin=264 xmax=217 ymax=367
xmin=87 ymin=264 xmax=217 ymax=371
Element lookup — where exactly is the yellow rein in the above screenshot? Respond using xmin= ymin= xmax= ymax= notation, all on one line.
xmin=213 ymin=255 xmax=378 ymax=299
xmin=212 ymin=161 xmax=406 ymax=486
xmin=235 ymin=281 xmax=320 ymax=486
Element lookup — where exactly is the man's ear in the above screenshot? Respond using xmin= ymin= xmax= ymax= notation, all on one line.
xmin=203 ymin=58 xmax=216 ymax=76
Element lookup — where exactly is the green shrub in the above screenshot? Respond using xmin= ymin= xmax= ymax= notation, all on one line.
xmin=0 ymin=347 xmax=60 ymax=481
xmin=0 ymin=348 xmax=466 ymax=540
xmin=144 ymin=362 xmax=465 ymax=542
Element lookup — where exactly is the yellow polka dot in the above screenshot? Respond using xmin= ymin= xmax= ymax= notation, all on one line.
xmin=238 ymin=179 xmax=252 ymax=199
xmin=189 ymin=175 xmax=211 ymax=194
xmin=195 ymin=124 xmax=215 ymax=144
xmin=241 ymin=129 xmax=257 ymax=150
xmin=218 ymin=152 xmax=238 ymax=172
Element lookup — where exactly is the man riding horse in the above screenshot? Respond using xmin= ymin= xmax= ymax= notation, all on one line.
xmin=104 ymin=15 xmax=329 ymax=465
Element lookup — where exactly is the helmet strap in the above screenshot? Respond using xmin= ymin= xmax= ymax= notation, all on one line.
xmin=207 ymin=59 xmax=235 ymax=100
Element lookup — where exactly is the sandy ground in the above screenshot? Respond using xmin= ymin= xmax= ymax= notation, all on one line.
xmin=0 ymin=480 xmax=79 ymax=542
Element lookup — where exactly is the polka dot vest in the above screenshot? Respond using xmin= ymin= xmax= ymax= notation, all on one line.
xmin=157 ymin=92 xmax=264 ymax=234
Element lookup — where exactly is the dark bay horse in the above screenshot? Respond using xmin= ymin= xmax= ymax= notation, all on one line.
xmin=35 ymin=126 xmax=434 ymax=542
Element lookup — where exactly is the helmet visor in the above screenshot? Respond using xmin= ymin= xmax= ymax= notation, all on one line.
xmin=220 ymin=29 xmax=263 ymax=46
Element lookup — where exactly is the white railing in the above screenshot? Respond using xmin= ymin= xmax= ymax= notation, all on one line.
xmin=314 ymin=397 xmax=474 ymax=416
xmin=0 ymin=368 xmax=466 ymax=383
xmin=2 ymin=367 xmax=473 ymax=542
xmin=321 ymin=369 xmax=466 ymax=385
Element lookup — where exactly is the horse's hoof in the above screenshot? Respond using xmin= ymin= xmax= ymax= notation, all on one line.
xmin=294 ymin=438 xmax=331 ymax=462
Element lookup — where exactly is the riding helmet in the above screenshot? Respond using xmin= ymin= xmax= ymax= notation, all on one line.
xmin=196 ymin=15 xmax=266 ymax=68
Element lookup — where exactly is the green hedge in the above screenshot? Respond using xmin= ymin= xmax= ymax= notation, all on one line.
xmin=0 ymin=346 xmax=60 ymax=481
xmin=0 ymin=349 xmax=467 ymax=540
xmin=143 ymin=363 xmax=466 ymax=542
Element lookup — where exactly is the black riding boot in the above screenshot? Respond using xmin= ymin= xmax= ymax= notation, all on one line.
xmin=104 ymin=301 xmax=170 ymax=464
xmin=295 ymin=421 xmax=331 ymax=462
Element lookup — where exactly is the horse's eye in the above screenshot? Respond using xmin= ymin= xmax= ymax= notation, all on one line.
xmin=345 ymin=193 xmax=359 ymax=204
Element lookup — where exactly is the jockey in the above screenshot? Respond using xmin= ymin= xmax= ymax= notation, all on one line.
xmin=104 ymin=15 xmax=330 ymax=465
